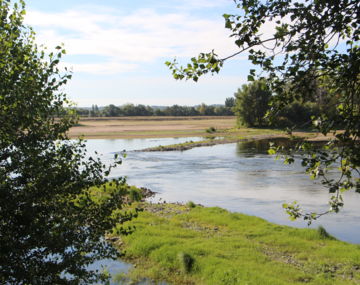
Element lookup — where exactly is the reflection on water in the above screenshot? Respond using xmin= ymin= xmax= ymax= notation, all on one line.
xmin=236 ymin=138 xmax=292 ymax=155
xmin=83 ymin=137 xmax=360 ymax=244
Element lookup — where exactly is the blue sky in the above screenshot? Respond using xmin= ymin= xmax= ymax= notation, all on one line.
xmin=24 ymin=0 xmax=254 ymax=107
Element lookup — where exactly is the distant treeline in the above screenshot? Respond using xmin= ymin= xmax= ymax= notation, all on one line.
xmin=74 ymin=98 xmax=235 ymax=117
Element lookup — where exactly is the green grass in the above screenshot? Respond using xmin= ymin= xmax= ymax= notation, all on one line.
xmin=140 ymin=130 xmax=281 ymax=152
xmin=142 ymin=139 xmax=217 ymax=151
xmin=87 ymin=182 xmax=143 ymax=202
xmin=116 ymin=203 xmax=360 ymax=285
xmin=138 ymin=127 xmax=321 ymax=152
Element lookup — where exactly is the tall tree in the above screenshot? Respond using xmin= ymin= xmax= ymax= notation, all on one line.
xmin=234 ymin=80 xmax=271 ymax=127
xmin=0 ymin=1 xmax=132 ymax=283
xmin=166 ymin=0 xmax=360 ymax=222
xmin=224 ymin=97 xmax=235 ymax=108
xmin=103 ymin=104 xmax=121 ymax=117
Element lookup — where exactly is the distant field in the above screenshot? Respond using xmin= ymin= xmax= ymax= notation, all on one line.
xmin=68 ymin=116 xmax=237 ymax=139
xmin=68 ymin=116 xmax=328 ymax=141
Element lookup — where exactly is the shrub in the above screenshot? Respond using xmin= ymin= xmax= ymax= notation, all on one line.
xmin=186 ymin=201 xmax=196 ymax=208
xmin=206 ymin=126 xmax=217 ymax=133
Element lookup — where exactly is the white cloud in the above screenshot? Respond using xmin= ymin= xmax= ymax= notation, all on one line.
xmin=25 ymin=6 xmax=239 ymax=74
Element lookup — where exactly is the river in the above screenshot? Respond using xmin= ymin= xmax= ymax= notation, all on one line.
xmin=83 ymin=137 xmax=360 ymax=283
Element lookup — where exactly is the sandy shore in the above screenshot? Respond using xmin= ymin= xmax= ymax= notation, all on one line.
xmin=68 ymin=116 xmax=237 ymax=139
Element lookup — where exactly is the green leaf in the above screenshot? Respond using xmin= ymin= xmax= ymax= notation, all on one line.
xmin=223 ymin=13 xmax=231 ymax=19
xmin=247 ymin=75 xmax=254 ymax=81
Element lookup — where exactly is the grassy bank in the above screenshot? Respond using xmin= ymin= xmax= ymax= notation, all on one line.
xmin=138 ymin=135 xmax=283 ymax=152
xmin=113 ymin=203 xmax=360 ymax=285
xmin=138 ymin=128 xmax=322 ymax=152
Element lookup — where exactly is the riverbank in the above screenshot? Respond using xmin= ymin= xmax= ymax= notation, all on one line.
xmin=112 ymin=202 xmax=360 ymax=285
xmin=137 ymin=130 xmax=327 ymax=152
xmin=67 ymin=116 xmax=332 ymax=150
xmin=137 ymin=134 xmax=289 ymax=152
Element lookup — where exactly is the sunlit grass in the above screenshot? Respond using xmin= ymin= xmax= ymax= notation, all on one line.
xmin=117 ymin=203 xmax=360 ymax=285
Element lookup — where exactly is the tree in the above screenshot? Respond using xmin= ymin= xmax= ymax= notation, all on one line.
xmin=103 ymin=104 xmax=121 ymax=117
xmin=166 ymin=0 xmax=359 ymax=223
xmin=122 ymin=103 xmax=137 ymax=116
xmin=0 ymin=1 xmax=133 ymax=283
xmin=234 ymin=80 xmax=271 ymax=127
xmin=224 ymin=97 xmax=235 ymax=108
xmin=134 ymin=104 xmax=152 ymax=116
xmin=197 ymin=103 xmax=207 ymax=115
xmin=89 ymin=104 xmax=101 ymax=117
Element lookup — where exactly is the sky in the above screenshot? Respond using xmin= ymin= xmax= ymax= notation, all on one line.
xmin=23 ymin=0 xmax=254 ymax=107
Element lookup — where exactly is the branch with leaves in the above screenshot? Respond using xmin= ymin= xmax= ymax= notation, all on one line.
xmin=166 ymin=0 xmax=360 ymax=223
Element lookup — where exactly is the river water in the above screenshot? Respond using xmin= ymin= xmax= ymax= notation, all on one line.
xmin=83 ymin=137 xmax=360 ymax=283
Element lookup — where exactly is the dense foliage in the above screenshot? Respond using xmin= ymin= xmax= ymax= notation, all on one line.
xmin=0 ymin=1 xmax=133 ymax=283
xmin=233 ymin=80 xmax=271 ymax=127
xmin=74 ymin=101 xmax=235 ymax=117
xmin=233 ymin=79 xmax=337 ymax=128
xmin=167 ymin=0 xmax=360 ymax=222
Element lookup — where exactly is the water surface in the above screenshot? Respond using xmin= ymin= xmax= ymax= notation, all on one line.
xmin=84 ymin=137 xmax=360 ymax=244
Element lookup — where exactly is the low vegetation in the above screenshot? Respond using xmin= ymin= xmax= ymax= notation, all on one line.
xmin=138 ymin=128 xmax=321 ymax=152
xmin=205 ymin=126 xmax=217 ymax=133
xmin=113 ymin=203 xmax=360 ymax=285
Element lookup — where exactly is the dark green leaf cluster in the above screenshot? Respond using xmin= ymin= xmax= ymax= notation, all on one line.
xmin=0 ymin=1 xmax=133 ymax=283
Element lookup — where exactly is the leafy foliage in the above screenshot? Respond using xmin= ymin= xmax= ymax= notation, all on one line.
xmin=233 ymin=80 xmax=271 ymax=127
xmin=0 ymin=1 xmax=133 ymax=283
xmin=233 ymin=80 xmax=333 ymax=128
xmin=75 ymin=102 xmax=235 ymax=117
xmin=166 ymin=0 xmax=360 ymax=222
xmin=224 ymin=97 xmax=235 ymax=108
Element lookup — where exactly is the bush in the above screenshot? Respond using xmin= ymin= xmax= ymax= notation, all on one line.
xmin=206 ymin=126 xmax=217 ymax=133
xmin=128 ymin=187 xmax=143 ymax=202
